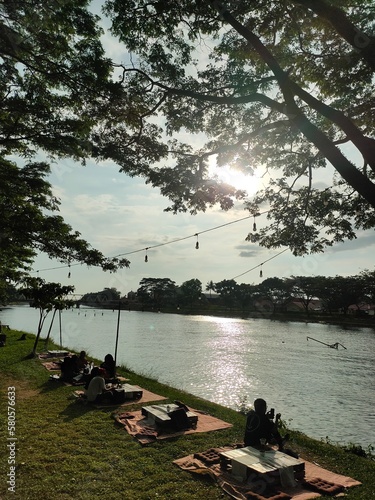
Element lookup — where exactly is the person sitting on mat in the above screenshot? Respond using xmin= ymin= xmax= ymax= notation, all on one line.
xmin=77 ymin=350 xmax=88 ymax=371
xmin=85 ymin=367 xmax=114 ymax=404
xmin=100 ymin=353 xmax=116 ymax=380
xmin=244 ymin=398 xmax=284 ymax=450
xmin=60 ymin=355 xmax=79 ymax=383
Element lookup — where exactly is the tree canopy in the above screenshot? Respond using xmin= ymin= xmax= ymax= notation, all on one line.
xmin=179 ymin=278 xmax=202 ymax=307
xmin=137 ymin=277 xmax=177 ymax=308
xmin=0 ymin=0 xmax=129 ymax=300
xmin=131 ymin=272 xmax=374 ymax=316
xmin=2 ymin=0 xmax=375 ymax=297
xmin=21 ymin=277 xmax=75 ymax=356
xmin=101 ymin=0 xmax=375 ymax=254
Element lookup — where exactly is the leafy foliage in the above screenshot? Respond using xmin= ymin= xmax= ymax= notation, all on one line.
xmin=0 ymin=0 xmax=133 ymax=299
xmin=0 ymin=0 xmax=116 ymax=158
xmin=209 ymin=273 xmax=374 ymax=316
xmin=3 ymin=0 xmax=375 ymax=295
xmin=21 ymin=277 xmax=75 ymax=355
xmin=137 ymin=277 xmax=177 ymax=308
xmin=179 ymin=278 xmax=202 ymax=306
xmin=102 ymin=0 xmax=375 ymax=254
xmin=80 ymin=287 xmax=121 ymax=308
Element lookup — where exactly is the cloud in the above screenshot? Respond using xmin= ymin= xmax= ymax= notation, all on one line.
xmin=327 ymin=232 xmax=375 ymax=253
xmin=239 ymin=250 xmax=258 ymax=258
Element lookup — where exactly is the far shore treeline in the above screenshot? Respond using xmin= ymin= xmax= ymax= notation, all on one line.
xmin=7 ymin=271 xmax=375 ymax=324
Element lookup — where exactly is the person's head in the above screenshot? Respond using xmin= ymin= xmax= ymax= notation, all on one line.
xmin=79 ymin=351 xmax=86 ymax=359
xmin=91 ymin=367 xmax=100 ymax=377
xmin=104 ymin=354 xmax=114 ymax=363
xmin=254 ymin=398 xmax=267 ymax=415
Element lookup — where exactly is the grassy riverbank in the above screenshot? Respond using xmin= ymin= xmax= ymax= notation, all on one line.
xmin=0 ymin=329 xmax=374 ymax=499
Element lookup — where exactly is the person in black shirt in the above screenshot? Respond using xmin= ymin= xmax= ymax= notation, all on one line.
xmin=244 ymin=398 xmax=283 ymax=450
xmin=100 ymin=353 xmax=116 ymax=380
xmin=60 ymin=355 xmax=79 ymax=383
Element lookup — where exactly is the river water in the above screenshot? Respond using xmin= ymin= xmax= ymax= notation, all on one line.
xmin=1 ymin=305 xmax=374 ymax=449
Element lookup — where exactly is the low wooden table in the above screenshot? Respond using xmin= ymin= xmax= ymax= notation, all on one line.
xmin=120 ymin=383 xmax=143 ymax=400
xmin=219 ymin=446 xmax=305 ymax=484
xmin=141 ymin=404 xmax=198 ymax=427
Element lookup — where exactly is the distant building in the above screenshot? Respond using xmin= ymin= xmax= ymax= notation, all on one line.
xmin=348 ymin=303 xmax=375 ymax=316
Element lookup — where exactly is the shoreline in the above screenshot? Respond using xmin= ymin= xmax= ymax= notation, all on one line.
xmin=4 ymin=301 xmax=375 ymax=330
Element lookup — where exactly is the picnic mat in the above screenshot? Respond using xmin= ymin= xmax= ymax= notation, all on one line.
xmin=38 ymin=352 xmax=72 ymax=360
xmin=114 ymin=408 xmax=233 ymax=445
xmin=173 ymin=446 xmax=361 ymax=500
xmin=73 ymin=387 xmax=167 ymax=408
xmin=42 ymin=361 xmax=62 ymax=371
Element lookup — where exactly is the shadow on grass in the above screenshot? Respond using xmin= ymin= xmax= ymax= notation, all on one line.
xmin=59 ymin=400 xmax=98 ymax=421
xmin=38 ymin=379 xmax=71 ymax=395
xmin=58 ymin=396 xmax=123 ymax=421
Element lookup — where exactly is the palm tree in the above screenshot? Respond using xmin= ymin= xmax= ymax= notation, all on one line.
xmin=205 ymin=280 xmax=216 ymax=298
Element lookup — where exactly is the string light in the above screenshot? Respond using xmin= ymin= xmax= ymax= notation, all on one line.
xmin=33 ymin=213 xmax=267 ymax=275
xmin=259 ymin=265 xmax=263 ymax=278
xmin=67 ymin=263 xmax=71 ymax=279
xmin=231 ymin=248 xmax=288 ymax=280
xmin=32 ymin=209 xmax=280 ymax=278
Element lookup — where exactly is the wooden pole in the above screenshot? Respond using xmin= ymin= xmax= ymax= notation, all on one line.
xmin=59 ymin=309 xmax=62 ymax=347
xmin=114 ymin=301 xmax=121 ymax=367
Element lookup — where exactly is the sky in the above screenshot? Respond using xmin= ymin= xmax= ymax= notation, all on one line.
xmin=30 ymin=153 xmax=375 ymax=298
xmin=30 ymin=4 xmax=375 ymax=298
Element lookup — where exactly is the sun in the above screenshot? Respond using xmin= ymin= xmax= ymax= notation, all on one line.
xmin=208 ymin=162 xmax=263 ymax=197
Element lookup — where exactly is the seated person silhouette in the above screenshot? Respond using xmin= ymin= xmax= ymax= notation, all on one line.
xmin=244 ymin=398 xmax=283 ymax=450
xmin=100 ymin=353 xmax=116 ymax=381
xmin=85 ymin=367 xmax=114 ymax=404
xmin=77 ymin=350 xmax=88 ymax=371
xmin=60 ymin=355 xmax=79 ymax=383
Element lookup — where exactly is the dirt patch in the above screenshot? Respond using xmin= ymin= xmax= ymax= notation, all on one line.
xmin=1 ymin=376 xmax=40 ymax=400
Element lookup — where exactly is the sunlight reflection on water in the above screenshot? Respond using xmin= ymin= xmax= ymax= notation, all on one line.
xmin=1 ymin=306 xmax=374 ymax=448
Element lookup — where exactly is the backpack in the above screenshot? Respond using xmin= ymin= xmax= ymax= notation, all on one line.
xmin=112 ymin=389 xmax=126 ymax=404
xmin=168 ymin=407 xmax=191 ymax=431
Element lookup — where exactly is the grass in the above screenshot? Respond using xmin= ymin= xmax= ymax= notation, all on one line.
xmin=0 ymin=329 xmax=374 ymax=500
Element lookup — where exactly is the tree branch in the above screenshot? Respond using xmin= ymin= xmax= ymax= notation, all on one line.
xmin=210 ymin=1 xmax=375 ymax=208
xmin=292 ymin=0 xmax=375 ymax=71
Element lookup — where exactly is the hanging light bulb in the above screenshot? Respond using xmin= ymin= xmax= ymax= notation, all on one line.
xmin=195 ymin=234 xmax=199 ymax=249
xmin=253 ymin=215 xmax=257 ymax=231
xmin=145 ymin=248 xmax=148 ymax=262
xmin=68 ymin=263 xmax=71 ymax=278
xmin=259 ymin=266 xmax=263 ymax=278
